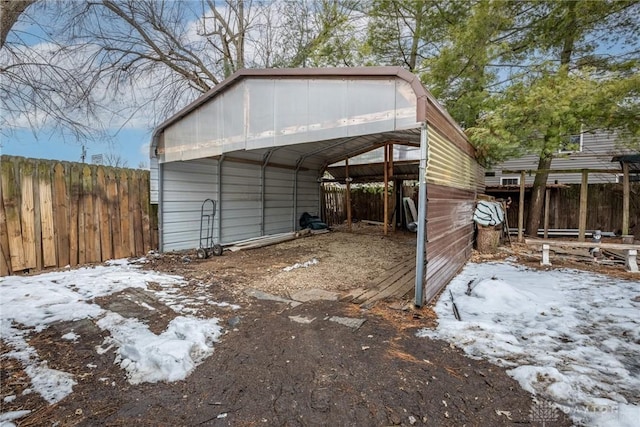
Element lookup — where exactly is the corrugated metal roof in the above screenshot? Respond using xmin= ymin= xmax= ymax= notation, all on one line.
xmin=612 ymin=154 xmax=640 ymax=172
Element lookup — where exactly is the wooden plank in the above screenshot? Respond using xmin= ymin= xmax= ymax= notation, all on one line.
xmin=347 ymin=261 xmax=411 ymax=301
xmin=119 ymin=170 xmax=132 ymax=257
xmin=543 ymin=188 xmax=550 ymax=239
xmin=108 ymin=169 xmax=124 ymax=259
xmin=1 ymin=159 xmax=25 ymax=271
xmin=81 ymin=165 xmax=96 ymax=263
xmin=578 ymin=170 xmax=588 ymax=242
xmin=503 ymin=168 xmax=623 ymax=175
xmin=383 ymin=144 xmax=388 ymax=235
xmin=518 ymin=171 xmax=525 ymax=242
xmin=33 ymin=161 xmax=43 ymax=271
xmin=140 ymin=171 xmax=151 ymax=254
xmin=353 ymin=260 xmax=415 ymax=303
xmin=150 ymin=203 xmax=158 ymax=250
xmin=69 ymin=164 xmax=81 ymax=266
xmin=361 ymin=268 xmax=416 ymax=307
xmin=346 ymin=158 xmax=351 ymax=232
xmin=53 ymin=163 xmax=70 ymax=267
xmin=130 ymin=170 xmax=144 ymax=255
xmin=96 ymin=167 xmax=112 ymax=261
xmin=20 ymin=160 xmax=37 ymax=269
xmin=525 ymin=238 xmax=640 ymax=250
xmin=38 ymin=162 xmax=57 ymax=267
xmin=622 ymin=162 xmax=629 ymax=236
xmin=0 ymin=171 xmax=12 ymax=275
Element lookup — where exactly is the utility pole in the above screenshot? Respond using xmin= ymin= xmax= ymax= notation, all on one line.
xmin=80 ymin=144 xmax=87 ymax=163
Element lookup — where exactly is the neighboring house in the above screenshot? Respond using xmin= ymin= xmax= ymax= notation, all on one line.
xmin=485 ymin=130 xmax=639 ymax=187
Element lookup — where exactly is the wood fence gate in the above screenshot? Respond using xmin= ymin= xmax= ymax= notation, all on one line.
xmin=0 ymin=155 xmax=157 ymax=276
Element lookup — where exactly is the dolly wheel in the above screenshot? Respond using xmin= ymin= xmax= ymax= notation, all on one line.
xmin=212 ymin=244 xmax=224 ymax=256
xmin=196 ymin=248 xmax=208 ymax=259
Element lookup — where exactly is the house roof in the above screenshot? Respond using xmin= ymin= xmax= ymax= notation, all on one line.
xmin=612 ymin=154 xmax=640 ymax=172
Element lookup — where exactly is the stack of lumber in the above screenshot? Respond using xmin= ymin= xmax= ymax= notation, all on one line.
xmin=225 ymin=229 xmax=314 ymax=252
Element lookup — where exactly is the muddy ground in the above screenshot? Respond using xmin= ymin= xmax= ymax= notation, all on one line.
xmin=6 ymin=224 xmax=633 ymax=426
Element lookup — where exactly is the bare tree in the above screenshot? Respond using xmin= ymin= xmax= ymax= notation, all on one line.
xmin=1 ymin=0 xmax=364 ymax=141
xmin=1 ymin=1 xmax=106 ymax=142
xmin=103 ymin=152 xmax=128 ymax=168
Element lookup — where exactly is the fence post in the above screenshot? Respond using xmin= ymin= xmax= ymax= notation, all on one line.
xmin=578 ymin=170 xmax=589 ymax=242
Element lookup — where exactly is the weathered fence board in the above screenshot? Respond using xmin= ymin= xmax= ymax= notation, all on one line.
xmin=38 ymin=163 xmax=56 ymax=267
xmin=140 ymin=172 xmax=151 ymax=254
xmin=0 ymin=155 xmax=157 ymax=276
xmin=0 ymin=179 xmax=11 ymax=275
xmin=119 ymin=170 xmax=132 ymax=257
xmin=131 ymin=171 xmax=144 ymax=256
xmin=20 ymin=161 xmax=37 ymax=269
xmin=489 ymin=183 xmax=640 ymax=237
xmin=53 ymin=163 xmax=70 ymax=267
xmin=107 ymin=169 xmax=124 ymax=259
xmin=96 ymin=168 xmax=111 ymax=261
xmin=69 ymin=163 xmax=81 ymax=267
xmin=1 ymin=160 xmax=26 ymax=271
xmin=322 ymin=184 xmax=418 ymax=226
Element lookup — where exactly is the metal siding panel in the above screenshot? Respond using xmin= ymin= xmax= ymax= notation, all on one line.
xmin=246 ymin=79 xmax=275 ymax=146
xmin=265 ymin=168 xmax=294 ymax=235
xmin=427 ymin=126 xmax=483 ymax=193
xmin=161 ymin=159 xmax=219 ymax=251
xmin=423 ymin=184 xmax=476 ymax=303
xmin=296 ymin=171 xmax=320 ymax=222
xmin=273 ymin=80 xmax=310 ymax=146
xmin=347 ymin=79 xmax=396 ymax=135
xmin=220 ymin=161 xmax=261 ymax=243
xmin=162 ymin=76 xmax=422 ymax=161
xmin=395 ymin=79 xmax=420 ymax=130
xmin=150 ymin=157 xmax=159 ymax=204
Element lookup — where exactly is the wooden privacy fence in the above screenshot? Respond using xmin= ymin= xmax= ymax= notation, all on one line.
xmin=488 ymin=183 xmax=640 ymax=237
xmin=321 ymin=184 xmax=419 ymax=226
xmin=0 ymin=155 xmax=157 ymax=276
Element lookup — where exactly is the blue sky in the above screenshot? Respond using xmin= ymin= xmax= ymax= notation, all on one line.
xmin=1 ymin=128 xmax=151 ymax=169
xmin=0 ymin=2 xmax=176 ymax=169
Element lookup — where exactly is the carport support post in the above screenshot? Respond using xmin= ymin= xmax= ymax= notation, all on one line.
xmin=384 ymin=143 xmax=389 ymax=235
xmin=518 ymin=171 xmax=525 ymax=242
xmin=346 ymin=158 xmax=352 ymax=231
xmin=217 ymin=155 xmax=225 ymax=243
xmin=622 ymin=162 xmax=629 ymax=236
xmin=414 ymin=123 xmax=428 ymax=307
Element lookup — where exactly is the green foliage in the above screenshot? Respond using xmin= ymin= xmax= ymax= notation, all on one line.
xmin=467 ymin=65 xmax=640 ymax=166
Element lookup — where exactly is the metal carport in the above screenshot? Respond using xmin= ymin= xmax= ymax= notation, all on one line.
xmin=150 ymin=66 xmax=484 ymax=305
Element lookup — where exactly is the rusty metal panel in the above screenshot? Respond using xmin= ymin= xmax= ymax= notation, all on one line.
xmin=423 ymin=183 xmax=476 ymax=303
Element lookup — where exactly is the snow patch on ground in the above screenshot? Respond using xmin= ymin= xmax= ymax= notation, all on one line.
xmin=418 ymin=262 xmax=640 ymax=426
xmin=96 ymin=313 xmax=222 ymax=384
xmin=0 ymin=259 xmax=226 ymax=406
xmin=283 ymin=258 xmax=318 ymax=272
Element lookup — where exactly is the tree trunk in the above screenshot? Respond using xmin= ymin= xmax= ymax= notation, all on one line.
xmin=525 ymin=152 xmax=552 ymax=236
xmin=0 ymin=0 xmax=35 ymax=48
xmin=526 ymin=3 xmax=576 ymax=236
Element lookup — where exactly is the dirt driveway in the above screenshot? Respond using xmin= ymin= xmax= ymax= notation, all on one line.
xmin=1 ymin=226 xmax=575 ymax=426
